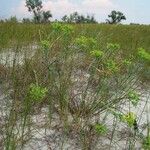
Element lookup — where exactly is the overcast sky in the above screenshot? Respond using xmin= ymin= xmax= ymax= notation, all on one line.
xmin=0 ymin=0 xmax=150 ymax=24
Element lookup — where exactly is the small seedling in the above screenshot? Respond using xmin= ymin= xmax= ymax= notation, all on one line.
xmin=90 ymin=50 xmax=104 ymax=58
xmin=110 ymin=109 xmax=123 ymax=120
xmin=107 ymin=43 xmax=120 ymax=51
xmin=29 ymin=84 xmax=48 ymax=103
xmin=122 ymin=112 xmax=136 ymax=127
xmin=128 ymin=90 xmax=140 ymax=106
xmin=123 ymin=59 xmax=132 ymax=66
xmin=41 ymin=40 xmax=49 ymax=50
xmin=106 ymin=60 xmax=119 ymax=73
xmin=94 ymin=123 xmax=108 ymax=135
xmin=143 ymin=136 xmax=150 ymax=150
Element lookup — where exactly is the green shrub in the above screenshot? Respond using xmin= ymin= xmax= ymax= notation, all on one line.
xmin=128 ymin=90 xmax=140 ymax=106
xmin=29 ymin=84 xmax=48 ymax=102
xmin=94 ymin=123 xmax=108 ymax=135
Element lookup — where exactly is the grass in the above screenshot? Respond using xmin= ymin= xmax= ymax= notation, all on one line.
xmin=0 ymin=22 xmax=150 ymax=149
xmin=1 ymin=22 xmax=150 ymax=51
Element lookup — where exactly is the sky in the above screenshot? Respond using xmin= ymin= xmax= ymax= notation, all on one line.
xmin=0 ymin=0 xmax=150 ymax=24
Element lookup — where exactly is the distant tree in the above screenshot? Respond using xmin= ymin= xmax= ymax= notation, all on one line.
xmin=26 ymin=0 xmax=42 ymax=23
xmin=25 ymin=0 xmax=52 ymax=23
xmin=42 ymin=11 xmax=52 ymax=23
xmin=61 ymin=12 xmax=97 ymax=24
xmin=54 ymin=19 xmax=59 ymax=22
xmin=76 ymin=15 xmax=85 ymax=23
xmin=61 ymin=15 xmax=68 ymax=23
xmin=86 ymin=15 xmax=97 ymax=23
xmin=0 ymin=19 xmax=4 ymax=23
xmin=130 ymin=23 xmax=140 ymax=26
xmin=5 ymin=16 xmax=18 ymax=23
xmin=106 ymin=10 xmax=126 ymax=24
xmin=22 ymin=18 xmax=32 ymax=23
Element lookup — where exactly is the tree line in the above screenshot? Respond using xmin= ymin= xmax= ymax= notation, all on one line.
xmin=0 ymin=0 xmax=126 ymax=24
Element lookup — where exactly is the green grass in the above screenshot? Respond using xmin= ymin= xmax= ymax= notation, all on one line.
xmin=0 ymin=22 xmax=150 ymax=52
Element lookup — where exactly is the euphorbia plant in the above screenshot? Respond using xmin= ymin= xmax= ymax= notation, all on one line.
xmin=29 ymin=83 xmax=48 ymax=103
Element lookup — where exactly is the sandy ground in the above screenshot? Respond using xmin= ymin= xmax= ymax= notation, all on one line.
xmin=0 ymin=47 xmax=149 ymax=150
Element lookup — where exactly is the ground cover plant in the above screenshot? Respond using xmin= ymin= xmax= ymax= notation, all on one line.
xmin=0 ymin=22 xmax=150 ymax=149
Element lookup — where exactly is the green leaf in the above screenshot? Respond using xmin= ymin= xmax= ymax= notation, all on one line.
xmin=128 ymin=91 xmax=140 ymax=106
xmin=123 ymin=59 xmax=132 ymax=66
xmin=75 ymin=36 xmax=97 ymax=51
xmin=29 ymin=84 xmax=48 ymax=102
xmin=106 ymin=60 xmax=119 ymax=73
xmin=94 ymin=123 xmax=108 ymax=135
xmin=122 ymin=112 xmax=136 ymax=127
xmin=107 ymin=43 xmax=120 ymax=51
xmin=41 ymin=40 xmax=49 ymax=50
xmin=90 ymin=50 xmax=104 ymax=58
xmin=138 ymin=47 xmax=150 ymax=62
xmin=143 ymin=136 xmax=150 ymax=150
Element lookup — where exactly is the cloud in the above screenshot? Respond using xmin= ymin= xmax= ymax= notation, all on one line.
xmin=82 ymin=0 xmax=114 ymax=11
xmin=11 ymin=1 xmax=31 ymax=18
xmin=43 ymin=0 xmax=116 ymax=20
xmin=13 ymin=0 xmax=117 ymax=21
xmin=43 ymin=0 xmax=78 ymax=17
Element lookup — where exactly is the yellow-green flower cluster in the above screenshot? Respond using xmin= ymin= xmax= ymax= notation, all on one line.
xmin=52 ymin=23 xmax=74 ymax=35
xmin=138 ymin=47 xmax=150 ymax=62
xmin=29 ymin=84 xmax=48 ymax=102
xmin=122 ymin=112 xmax=136 ymax=127
xmin=90 ymin=50 xmax=104 ymax=58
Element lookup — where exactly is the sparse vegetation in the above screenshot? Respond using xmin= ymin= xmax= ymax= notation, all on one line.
xmin=0 ymin=20 xmax=149 ymax=150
